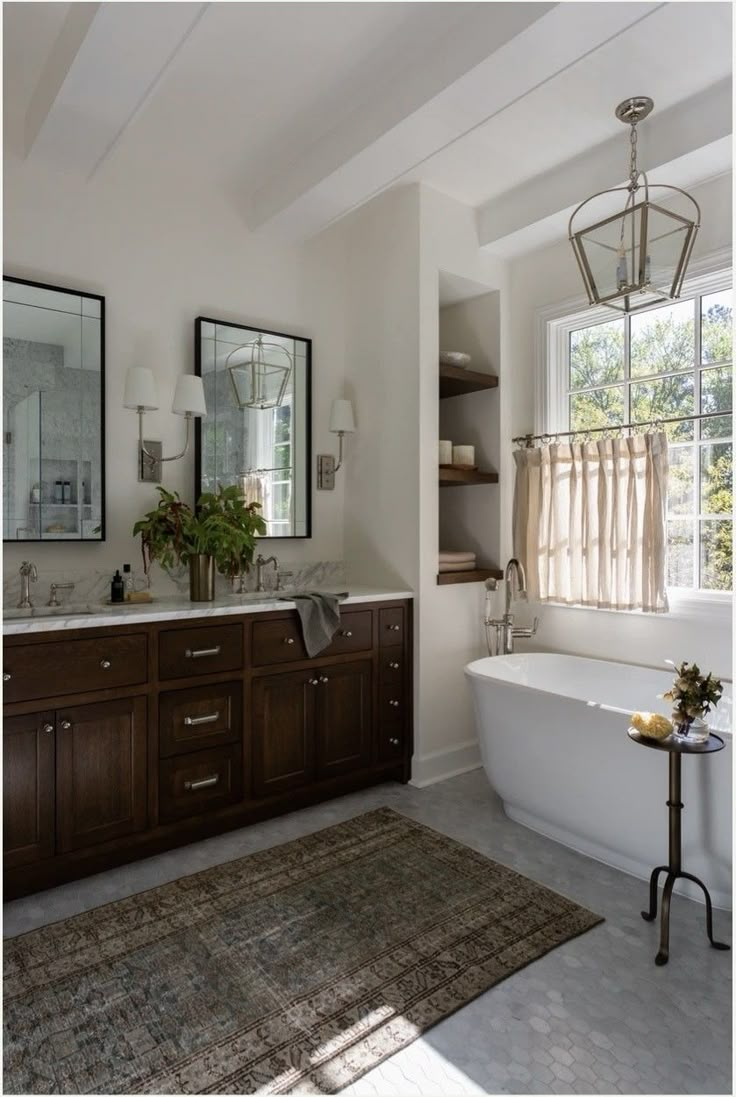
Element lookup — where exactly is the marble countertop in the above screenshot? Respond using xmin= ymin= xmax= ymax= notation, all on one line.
xmin=3 ymin=586 xmax=414 ymax=636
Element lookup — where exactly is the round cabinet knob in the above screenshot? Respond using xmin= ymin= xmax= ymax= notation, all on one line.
xmin=284 ymin=637 xmax=295 ymax=645
xmin=309 ymin=678 xmax=319 ymax=686
xmin=389 ymin=737 xmax=400 ymax=747
xmin=389 ymin=699 xmax=400 ymax=708
xmin=3 ymin=672 xmax=10 ymax=681
xmin=389 ymin=624 xmax=401 ymax=632
xmin=389 ymin=661 xmax=400 ymax=670
xmin=42 ymin=723 xmax=54 ymax=734
xmin=60 ymin=720 xmax=71 ymax=730
xmin=100 ymin=659 xmax=111 ymax=669
xmin=341 ymin=630 xmax=353 ymax=638
xmin=320 ymin=676 xmax=329 ymax=684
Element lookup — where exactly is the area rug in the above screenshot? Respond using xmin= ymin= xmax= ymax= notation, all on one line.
xmin=4 ymin=808 xmax=602 ymax=1094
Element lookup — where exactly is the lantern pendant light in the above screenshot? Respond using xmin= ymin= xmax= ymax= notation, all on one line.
xmin=226 ymin=335 xmax=292 ymax=411
xmin=569 ymin=97 xmax=700 ymax=315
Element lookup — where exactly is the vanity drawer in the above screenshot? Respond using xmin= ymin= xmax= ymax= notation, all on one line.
xmin=324 ymin=611 xmax=372 ymax=657
xmin=158 ymin=623 xmax=243 ymax=681
xmin=3 ymin=634 xmax=147 ymax=704
xmin=379 ymin=607 xmax=405 ymax=648
xmin=159 ymin=681 xmax=241 ymax=758
xmin=379 ymin=726 xmax=405 ymax=762
xmin=379 ymin=680 xmax=406 ymax=725
xmin=159 ymin=744 xmax=242 ymax=823
xmin=379 ymin=651 xmax=405 ymax=681
xmin=252 ymin=610 xmax=372 ymax=667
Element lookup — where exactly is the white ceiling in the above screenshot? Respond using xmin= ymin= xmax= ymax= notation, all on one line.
xmin=4 ymin=2 xmax=732 ymax=254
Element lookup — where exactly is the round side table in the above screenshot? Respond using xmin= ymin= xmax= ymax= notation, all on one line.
xmin=628 ymin=728 xmax=730 ymax=965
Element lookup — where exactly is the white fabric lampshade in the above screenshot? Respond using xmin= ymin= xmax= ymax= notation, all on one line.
xmin=172 ymin=375 xmax=207 ymax=417
xmin=329 ymin=398 xmax=355 ymax=434
xmin=123 ymin=366 xmax=158 ymax=411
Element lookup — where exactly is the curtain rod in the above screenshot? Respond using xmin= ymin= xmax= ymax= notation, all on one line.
xmin=513 ymin=410 xmax=729 ymax=447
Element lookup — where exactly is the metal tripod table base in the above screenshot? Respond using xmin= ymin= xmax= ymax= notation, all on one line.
xmin=628 ymin=728 xmax=730 ymax=966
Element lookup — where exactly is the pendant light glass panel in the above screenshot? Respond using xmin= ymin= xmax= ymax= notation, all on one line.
xmin=227 ymin=338 xmax=292 ymax=410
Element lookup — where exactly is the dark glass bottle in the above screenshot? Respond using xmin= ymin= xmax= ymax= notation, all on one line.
xmin=110 ymin=570 xmax=125 ymax=604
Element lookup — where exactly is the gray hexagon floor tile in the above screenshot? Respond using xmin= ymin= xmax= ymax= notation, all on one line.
xmin=4 ymin=769 xmax=731 ymax=1095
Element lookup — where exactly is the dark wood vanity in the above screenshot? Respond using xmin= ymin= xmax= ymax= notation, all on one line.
xmin=3 ymin=598 xmax=412 ymax=898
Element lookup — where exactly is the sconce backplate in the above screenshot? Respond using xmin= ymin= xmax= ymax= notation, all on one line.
xmin=139 ymin=440 xmax=162 ymax=483
xmin=317 ymin=454 xmax=336 ymax=491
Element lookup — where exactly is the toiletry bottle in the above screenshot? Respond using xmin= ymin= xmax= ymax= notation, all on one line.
xmin=54 ymin=479 xmax=63 ymax=504
xmin=123 ymin=563 xmax=134 ymax=599
xmin=64 ymin=480 xmax=72 ymax=504
xmin=110 ymin=570 xmax=125 ymax=604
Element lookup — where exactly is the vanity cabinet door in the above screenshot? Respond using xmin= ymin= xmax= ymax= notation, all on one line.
xmin=315 ymin=660 xmax=372 ymax=779
xmin=56 ymin=697 xmax=147 ymax=853
xmin=252 ymin=670 xmax=316 ymax=797
xmin=3 ymin=712 xmax=56 ymax=868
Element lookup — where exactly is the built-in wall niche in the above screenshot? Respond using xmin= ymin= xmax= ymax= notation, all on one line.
xmin=437 ymin=275 xmax=501 ymax=585
xmin=2 ymin=277 xmax=105 ymax=542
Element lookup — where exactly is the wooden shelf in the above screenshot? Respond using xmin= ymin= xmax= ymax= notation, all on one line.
xmin=439 ymin=364 xmax=498 ymax=399
xmin=437 ymin=567 xmax=503 ymax=586
xmin=439 ymin=467 xmax=498 ymax=487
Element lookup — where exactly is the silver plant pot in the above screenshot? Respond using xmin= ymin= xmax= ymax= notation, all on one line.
xmin=189 ymin=554 xmax=215 ymax=602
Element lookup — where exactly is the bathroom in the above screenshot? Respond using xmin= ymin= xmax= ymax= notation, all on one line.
xmin=2 ymin=3 xmax=732 ymax=1095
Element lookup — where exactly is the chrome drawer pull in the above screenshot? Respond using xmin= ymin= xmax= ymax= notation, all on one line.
xmin=389 ymin=699 xmax=400 ymax=707
xmin=389 ymin=737 xmax=400 ymax=746
xmin=3 ymin=672 xmax=10 ymax=681
xmin=388 ymin=624 xmax=401 ymax=631
xmin=341 ymin=630 xmax=353 ymax=637
xmin=183 ymin=712 xmax=220 ymax=726
xmin=319 ymin=675 xmax=329 ymax=684
xmin=61 ymin=720 xmax=72 ymax=730
xmin=42 ymin=723 xmax=54 ymax=734
xmin=100 ymin=659 xmax=111 ymax=669
xmin=185 ymin=645 xmax=221 ymax=659
xmin=184 ymin=774 xmax=220 ymax=791
xmin=284 ymin=637 xmax=295 ymax=645
xmin=389 ymin=661 xmax=400 ymax=669
xmin=309 ymin=678 xmax=319 ymax=686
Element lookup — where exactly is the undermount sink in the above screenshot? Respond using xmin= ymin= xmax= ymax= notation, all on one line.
xmin=4 ymin=604 xmax=97 ymax=620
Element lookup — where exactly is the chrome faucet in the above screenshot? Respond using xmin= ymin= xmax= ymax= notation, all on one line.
xmin=17 ymin=561 xmax=38 ymax=609
xmin=255 ymin=554 xmax=279 ymax=593
xmin=484 ymin=557 xmax=539 ymax=656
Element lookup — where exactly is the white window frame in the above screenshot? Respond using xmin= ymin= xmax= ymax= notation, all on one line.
xmin=536 ymin=247 xmax=733 ymax=620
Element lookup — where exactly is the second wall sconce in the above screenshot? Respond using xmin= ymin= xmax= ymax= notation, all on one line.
xmin=317 ymin=398 xmax=355 ymax=490
xmin=124 ymin=366 xmax=207 ymax=482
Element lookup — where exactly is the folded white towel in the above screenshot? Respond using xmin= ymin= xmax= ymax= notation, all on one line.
xmin=439 ymin=550 xmax=476 ymax=564
xmin=438 ymin=561 xmax=477 ymax=573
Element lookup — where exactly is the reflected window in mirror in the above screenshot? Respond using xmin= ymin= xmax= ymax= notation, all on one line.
xmin=195 ymin=318 xmax=311 ymax=538
xmin=3 ymin=277 xmax=105 ymax=542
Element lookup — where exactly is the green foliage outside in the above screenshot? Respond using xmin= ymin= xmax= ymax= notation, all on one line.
xmin=568 ymin=296 xmax=733 ymax=591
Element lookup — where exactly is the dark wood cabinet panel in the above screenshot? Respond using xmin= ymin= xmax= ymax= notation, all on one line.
xmin=159 ymin=623 xmax=243 ymax=681
xmin=322 ymin=611 xmax=373 ymax=657
xmin=3 ymin=712 xmax=55 ymax=868
xmin=379 ymin=607 xmax=405 ymax=647
xmin=159 ymin=681 xmax=241 ymax=757
xmin=3 ymin=633 xmax=147 ymax=704
xmin=252 ymin=669 xmax=316 ymax=796
xmin=160 ymin=745 xmax=242 ymax=823
xmin=251 ymin=617 xmax=308 ymax=666
xmin=56 ymin=697 xmax=147 ymax=853
xmin=315 ymin=660 xmax=372 ymax=779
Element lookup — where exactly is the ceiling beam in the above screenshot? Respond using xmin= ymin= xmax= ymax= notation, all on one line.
xmin=248 ymin=1 xmax=662 ymax=239
xmin=478 ymin=78 xmax=732 ymax=256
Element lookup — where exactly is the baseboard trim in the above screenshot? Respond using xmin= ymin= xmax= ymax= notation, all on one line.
xmin=409 ymin=741 xmax=482 ymax=788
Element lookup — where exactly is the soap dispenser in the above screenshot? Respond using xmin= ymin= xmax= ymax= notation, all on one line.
xmin=110 ymin=570 xmax=125 ymax=604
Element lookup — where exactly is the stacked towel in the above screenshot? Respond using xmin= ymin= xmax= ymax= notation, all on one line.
xmin=439 ymin=550 xmax=476 ymax=574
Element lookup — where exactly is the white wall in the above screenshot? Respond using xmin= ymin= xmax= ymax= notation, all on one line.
xmin=507 ymin=172 xmax=733 ymax=680
xmin=3 ymin=150 xmax=346 ymax=589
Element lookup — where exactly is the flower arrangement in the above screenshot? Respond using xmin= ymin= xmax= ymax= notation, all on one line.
xmin=661 ymin=660 xmax=723 ymax=735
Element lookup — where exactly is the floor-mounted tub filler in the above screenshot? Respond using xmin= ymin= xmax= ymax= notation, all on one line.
xmin=465 ymin=653 xmax=732 ymax=910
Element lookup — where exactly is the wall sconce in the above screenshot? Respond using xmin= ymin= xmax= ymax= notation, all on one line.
xmin=124 ymin=367 xmax=207 ymax=482
xmin=317 ymin=398 xmax=355 ymax=490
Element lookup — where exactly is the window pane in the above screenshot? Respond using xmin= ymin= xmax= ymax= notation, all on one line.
xmin=630 ymin=374 xmax=694 ymax=440
xmin=700 ymin=442 xmax=732 ymax=515
xmin=569 ymin=319 xmax=624 ymax=391
xmin=701 ymin=365 xmax=732 ymax=439
xmin=667 ymin=446 xmax=693 ymax=515
xmin=700 ymin=519 xmax=732 ymax=591
xmin=667 ymin=519 xmax=694 ymax=588
xmin=701 ymin=290 xmax=732 ymax=365
xmin=570 ymin=386 xmax=624 ymax=431
xmin=630 ymin=300 xmax=694 ymax=378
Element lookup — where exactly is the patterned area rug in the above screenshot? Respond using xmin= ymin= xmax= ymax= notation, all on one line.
xmin=4 ymin=808 xmax=602 ymax=1094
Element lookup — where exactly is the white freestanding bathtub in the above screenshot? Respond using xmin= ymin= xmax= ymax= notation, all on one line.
xmin=465 ymin=653 xmax=733 ymax=909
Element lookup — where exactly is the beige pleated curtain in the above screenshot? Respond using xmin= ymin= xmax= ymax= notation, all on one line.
xmin=513 ymin=433 xmax=669 ymax=613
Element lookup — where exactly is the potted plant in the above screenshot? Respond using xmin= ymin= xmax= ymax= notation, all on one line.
xmin=661 ymin=660 xmax=723 ymax=743
xmin=133 ymin=485 xmax=266 ymax=602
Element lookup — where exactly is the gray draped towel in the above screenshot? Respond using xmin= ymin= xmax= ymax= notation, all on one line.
xmin=281 ymin=592 xmax=349 ymax=657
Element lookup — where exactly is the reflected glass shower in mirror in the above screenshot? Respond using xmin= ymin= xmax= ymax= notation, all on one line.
xmin=196 ymin=318 xmax=311 ymax=538
xmin=3 ymin=277 xmax=105 ymax=542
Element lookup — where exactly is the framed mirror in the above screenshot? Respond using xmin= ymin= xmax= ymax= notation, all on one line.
xmin=3 ymin=277 xmax=105 ymax=542
xmin=195 ymin=317 xmax=311 ymax=538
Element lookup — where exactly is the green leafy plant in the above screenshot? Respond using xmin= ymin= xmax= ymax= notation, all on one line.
xmin=133 ymin=485 xmax=266 ymax=580
xmin=661 ymin=660 xmax=723 ymax=728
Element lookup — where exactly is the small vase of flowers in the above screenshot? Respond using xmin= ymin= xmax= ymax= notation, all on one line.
xmin=661 ymin=660 xmax=723 ymax=744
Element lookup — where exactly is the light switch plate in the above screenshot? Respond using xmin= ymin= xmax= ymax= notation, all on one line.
xmin=139 ymin=440 xmax=162 ymax=483
xmin=317 ymin=454 xmax=336 ymax=490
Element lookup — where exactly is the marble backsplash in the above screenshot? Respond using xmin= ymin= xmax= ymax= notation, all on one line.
xmin=3 ymin=559 xmax=347 ymax=608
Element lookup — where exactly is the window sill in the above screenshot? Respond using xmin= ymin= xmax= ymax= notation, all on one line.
xmin=538 ymin=592 xmax=731 ymax=622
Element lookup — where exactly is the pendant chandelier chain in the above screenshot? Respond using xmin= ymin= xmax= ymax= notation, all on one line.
xmin=628 ymin=123 xmax=639 ymax=188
